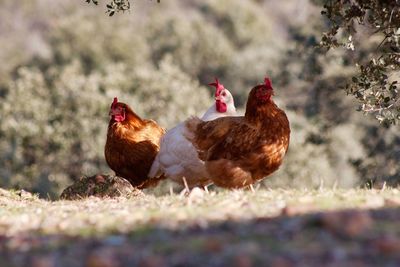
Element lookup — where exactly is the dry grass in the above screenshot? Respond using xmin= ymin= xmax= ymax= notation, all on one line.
xmin=1 ymin=187 xmax=400 ymax=266
xmin=1 ymin=187 xmax=399 ymax=237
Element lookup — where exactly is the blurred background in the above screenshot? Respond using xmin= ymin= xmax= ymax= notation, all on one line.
xmin=0 ymin=0 xmax=399 ymax=198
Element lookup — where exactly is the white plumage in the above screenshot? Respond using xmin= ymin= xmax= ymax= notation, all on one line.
xmin=148 ymin=81 xmax=237 ymax=187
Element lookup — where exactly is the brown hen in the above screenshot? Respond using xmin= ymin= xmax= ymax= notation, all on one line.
xmin=105 ymin=97 xmax=165 ymax=189
xmin=184 ymin=77 xmax=290 ymax=188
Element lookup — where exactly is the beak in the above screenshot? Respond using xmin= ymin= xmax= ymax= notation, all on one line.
xmin=215 ymin=96 xmax=222 ymax=101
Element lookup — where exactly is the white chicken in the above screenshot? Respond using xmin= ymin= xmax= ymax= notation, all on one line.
xmin=148 ymin=79 xmax=237 ymax=188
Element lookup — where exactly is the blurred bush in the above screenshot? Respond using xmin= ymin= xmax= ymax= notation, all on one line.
xmin=266 ymin=110 xmax=364 ymax=189
xmin=146 ymin=13 xmax=234 ymax=84
xmin=0 ymin=0 xmax=398 ymax=197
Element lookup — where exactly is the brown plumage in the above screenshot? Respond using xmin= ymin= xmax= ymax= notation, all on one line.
xmin=184 ymin=77 xmax=290 ymax=188
xmin=105 ymin=97 xmax=165 ymax=189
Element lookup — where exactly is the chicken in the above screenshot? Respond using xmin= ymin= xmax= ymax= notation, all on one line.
xmin=148 ymin=79 xmax=237 ymax=188
xmin=105 ymin=97 xmax=165 ymax=189
xmin=184 ymin=77 xmax=290 ymax=188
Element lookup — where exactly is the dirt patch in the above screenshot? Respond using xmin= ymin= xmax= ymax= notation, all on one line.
xmin=60 ymin=174 xmax=144 ymax=200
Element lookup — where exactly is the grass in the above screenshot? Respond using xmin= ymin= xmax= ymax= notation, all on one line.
xmin=0 ymin=187 xmax=399 ymax=236
xmin=0 ymin=187 xmax=399 ymax=266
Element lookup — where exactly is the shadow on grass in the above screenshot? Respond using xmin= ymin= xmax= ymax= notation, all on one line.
xmin=0 ymin=207 xmax=399 ymax=267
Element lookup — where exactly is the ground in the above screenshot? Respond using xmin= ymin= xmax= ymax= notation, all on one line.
xmin=0 ymin=187 xmax=399 ymax=267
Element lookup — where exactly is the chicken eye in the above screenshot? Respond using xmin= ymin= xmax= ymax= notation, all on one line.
xmin=222 ymin=92 xmax=227 ymax=96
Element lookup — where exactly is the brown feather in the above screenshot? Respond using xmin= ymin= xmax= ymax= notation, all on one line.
xmin=184 ymin=85 xmax=290 ymax=188
xmin=105 ymin=103 xmax=165 ymax=189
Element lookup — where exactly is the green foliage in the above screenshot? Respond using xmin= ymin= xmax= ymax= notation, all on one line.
xmin=49 ymin=10 xmax=151 ymax=72
xmin=266 ymin=110 xmax=364 ymax=189
xmin=320 ymin=0 xmax=400 ymax=126
xmin=352 ymin=124 xmax=400 ymax=188
xmin=199 ymin=0 xmax=275 ymax=47
xmin=84 ymin=0 xmax=160 ymax=16
xmin=146 ymin=14 xmax=234 ymax=85
xmin=270 ymin=3 xmax=400 ymax=188
xmin=197 ymin=0 xmax=284 ymax=104
xmin=85 ymin=0 xmax=99 ymax=5
xmin=105 ymin=0 xmax=130 ymax=16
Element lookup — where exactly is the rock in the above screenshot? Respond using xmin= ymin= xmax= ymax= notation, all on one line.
xmin=60 ymin=174 xmax=144 ymax=200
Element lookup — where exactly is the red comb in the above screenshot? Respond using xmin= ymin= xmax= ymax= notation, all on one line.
xmin=209 ymin=78 xmax=225 ymax=96
xmin=264 ymin=77 xmax=273 ymax=89
xmin=112 ymin=97 xmax=118 ymax=107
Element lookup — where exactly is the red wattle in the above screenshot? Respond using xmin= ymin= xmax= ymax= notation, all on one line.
xmin=113 ymin=114 xmax=125 ymax=122
xmin=216 ymin=100 xmax=227 ymax=113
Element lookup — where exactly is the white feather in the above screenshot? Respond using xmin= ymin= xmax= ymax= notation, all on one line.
xmin=148 ymin=88 xmax=237 ymax=187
